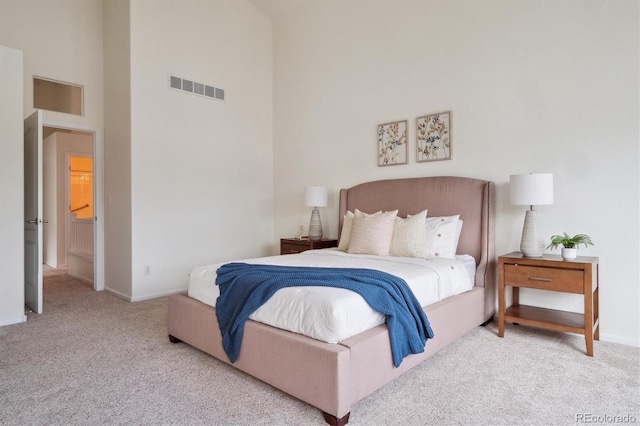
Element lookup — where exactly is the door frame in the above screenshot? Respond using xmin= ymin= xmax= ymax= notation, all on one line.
xmin=43 ymin=120 xmax=104 ymax=291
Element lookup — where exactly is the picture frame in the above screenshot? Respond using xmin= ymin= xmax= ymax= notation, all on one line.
xmin=416 ymin=111 xmax=452 ymax=162
xmin=377 ymin=119 xmax=408 ymax=166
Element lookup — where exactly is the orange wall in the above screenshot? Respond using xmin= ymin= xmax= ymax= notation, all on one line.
xmin=70 ymin=156 xmax=93 ymax=219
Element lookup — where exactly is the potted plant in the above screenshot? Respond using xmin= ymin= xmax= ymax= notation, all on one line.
xmin=547 ymin=233 xmax=594 ymax=260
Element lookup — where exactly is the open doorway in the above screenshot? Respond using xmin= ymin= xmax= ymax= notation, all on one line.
xmin=42 ymin=127 xmax=95 ymax=285
xmin=67 ymin=154 xmax=94 ymax=283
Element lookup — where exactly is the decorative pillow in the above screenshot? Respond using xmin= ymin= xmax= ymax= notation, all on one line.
xmin=389 ymin=209 xmax=428 ymax=258
xmin=425 ymin=215 xmax=460 ymax=258
xmin=337 ymin=210 xmax=355 ymax=251
xmin=347 ymin=209 xmax=398 ymax=256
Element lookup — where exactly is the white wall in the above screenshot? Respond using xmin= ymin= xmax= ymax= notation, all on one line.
xmin=128 ymin=0 xmax=274 ymax=300
xmin=0 ymin=45 xmax=25 ymax=326
xmin=103 ymin=0 xmax=133 ymax=299
xmin=273 ymin=0 xmax=639 ymax=345
xmin=0 ymin=0 xmax=103 ymax=129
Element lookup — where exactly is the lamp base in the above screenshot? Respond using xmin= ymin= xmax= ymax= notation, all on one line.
xmin=308 ymin=207 xmax=323 ymax=241
xmin=520 ymin=209 xmax=545 ymax=257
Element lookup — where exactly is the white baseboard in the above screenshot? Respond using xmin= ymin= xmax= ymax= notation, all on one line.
xmin=104 ymin=287 xmax=187 ymax=302
xmin=599 ymin=333 xmax=640 ymax=348
xmin=68 ymin=271 xmax=94 ymax=285
xmin=68 ymin=254 xmax=94 ymax=284
xmin=105 ymin=287 xmax=187 ymax=302
xmin=0 ymin=315 xmax=27 ymax=327
xmin=131 ymin=287 xmax=188 ymax=302
xmin=104 ymin=286 xmax=132 ymax=302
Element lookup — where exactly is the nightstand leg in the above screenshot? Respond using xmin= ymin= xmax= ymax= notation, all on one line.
xmin=498 ymin=269 xmax=505 ymax=337
xmin=584 ymin=275 xmax=594 ymax=357
xmin=584 ymin=297 xmax=597 ymax=356
xmin=585 ymin=335 xmax=594 ymax=357
xmin=594 ymin=286 xmax=600 ymax=341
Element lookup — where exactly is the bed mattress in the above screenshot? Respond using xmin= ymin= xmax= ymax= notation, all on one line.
xmin=188 ymin=248 xmax=475 ymax=344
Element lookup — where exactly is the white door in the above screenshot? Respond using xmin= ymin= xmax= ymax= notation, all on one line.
xmin=24 ymin=110 xmax=44 ymax=314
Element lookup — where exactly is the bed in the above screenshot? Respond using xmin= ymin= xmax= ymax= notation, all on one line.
xmin=168 ymin=176 xmax=495 ymax=425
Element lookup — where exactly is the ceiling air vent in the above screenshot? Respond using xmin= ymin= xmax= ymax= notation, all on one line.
xmin=168 ymin=74 xmax=225 ymax=102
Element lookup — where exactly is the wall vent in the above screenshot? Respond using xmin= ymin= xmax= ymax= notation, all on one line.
xmin=168 ymin=74 xmax=225 ymax=102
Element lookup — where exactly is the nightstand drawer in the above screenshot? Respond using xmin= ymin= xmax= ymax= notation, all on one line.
xmin=504 ymin=265 xmax=584 ymax=294
xmin=280 ymin=238 xmax=338 ymax=255
xmin=281 ymin=243 xmax=305 ymax=254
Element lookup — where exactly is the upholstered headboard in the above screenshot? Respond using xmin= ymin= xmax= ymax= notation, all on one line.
xmin=338 ymin=176 xmax=495 ymax=295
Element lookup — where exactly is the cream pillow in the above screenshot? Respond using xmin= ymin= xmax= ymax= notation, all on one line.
xmin=338 ymin=210 xmax=382 ymax=251
xmin=425 ymin=215 xmax=460 ymax=258
xmin=390 ymin=209 xmax=428 ymax=258
xmin=347 ymin=209 xmax=398 ymax=256
xmin=337 ymin=210 xmax=355 ymax=251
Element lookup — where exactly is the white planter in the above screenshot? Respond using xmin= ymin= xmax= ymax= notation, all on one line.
xmin=562 ymin=247 xmax=577 ymax=260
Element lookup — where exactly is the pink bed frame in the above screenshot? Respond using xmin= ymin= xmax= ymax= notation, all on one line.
xmin=168 ymin=176 xmax=495 ymax=425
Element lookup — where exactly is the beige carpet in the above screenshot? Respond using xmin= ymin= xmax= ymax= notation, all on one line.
xmin=1 ymin=274 xmax=638 ymax=425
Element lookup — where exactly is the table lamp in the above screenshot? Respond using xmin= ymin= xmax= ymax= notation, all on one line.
xmin=304 ymin=186 xmax=328 ymax=241
xmin=510 ymin=173 xmax=553 ymax=257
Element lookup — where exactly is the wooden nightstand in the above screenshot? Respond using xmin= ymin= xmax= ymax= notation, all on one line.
xmin=280 ymin=238 xmax=338 ymax=255
xmin=498 ymin=252 xmax=599 ymax=356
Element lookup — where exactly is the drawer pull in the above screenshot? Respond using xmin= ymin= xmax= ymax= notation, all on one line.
xmin=529 ymin=276 xmax=552 ymax=282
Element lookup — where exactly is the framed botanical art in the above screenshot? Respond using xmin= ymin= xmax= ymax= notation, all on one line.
xmin=377 ymin=119 xmax=408 ymax=166
xmin=416 ymin=111 xmax=452 ymax=162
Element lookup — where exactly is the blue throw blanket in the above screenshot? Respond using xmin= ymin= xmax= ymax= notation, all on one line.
xmin=215 ymin=262 xmax=434 ymax=367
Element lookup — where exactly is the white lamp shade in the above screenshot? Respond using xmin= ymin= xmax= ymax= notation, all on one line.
xmin=304 ymin=186 xmax=328 ymax=207
xmin=510 ymin=173 xmax=553 ymax=206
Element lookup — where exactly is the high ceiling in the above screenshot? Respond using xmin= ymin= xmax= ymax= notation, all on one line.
xmin=247 ymin=0 xmax=304 ymax=19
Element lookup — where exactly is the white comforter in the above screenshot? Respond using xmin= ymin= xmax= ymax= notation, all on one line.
xmin=188 ymin=248 xmax=474 ymax=343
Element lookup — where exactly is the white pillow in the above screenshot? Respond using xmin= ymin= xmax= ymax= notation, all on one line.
xmin=390 ymin=209 xmax=428 ymax=258
xmin=455 ymin=219 xmax=463 ymax=251
xmin=347 ymin=209 xmax=398 ymax=256
xmin=425 ymin=215 xmax=460 ymax=258
xmin=337 ymin=210 xmax=354 ymax=251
